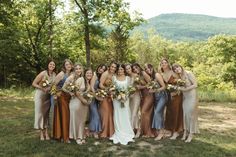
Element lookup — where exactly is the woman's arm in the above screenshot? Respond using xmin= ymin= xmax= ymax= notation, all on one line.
xmin=53 ymin=71 xmax=64 ymax=86
xmin=155 ymin=73 xmax=166 ymax=92
xmin=90 ymin=74 xmax=97 ymax=92
xmin=32 ymin=71 xmax=46 ymax=91
xmin=180 ymin=72 xmax=197 ymax=92
xmin=99 ymin=71 xmax=108 ymax=89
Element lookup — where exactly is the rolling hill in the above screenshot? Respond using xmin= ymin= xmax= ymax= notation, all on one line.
xmin=133 ymin=13 xmax=236 ymax=41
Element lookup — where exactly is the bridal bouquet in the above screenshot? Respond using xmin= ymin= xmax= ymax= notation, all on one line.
xmin=114 ymin=87 xmax=129 ymax=108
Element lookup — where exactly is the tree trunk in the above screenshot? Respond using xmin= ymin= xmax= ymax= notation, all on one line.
xmin=48 ymin=0 xmax=53 ymax=58
xmin=84 ymin=11 xmax=90 ymax=68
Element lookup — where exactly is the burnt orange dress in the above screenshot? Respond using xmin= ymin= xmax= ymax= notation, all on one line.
xmin=140 ymin=88 xmax=155 ymax=137
xmin=164 ymin=75 xmax=183 ymax=133
xmin=53 ymin=91 xmax=71 ymax=142
xmin=99 ymin=79 xmax=114 ymax=138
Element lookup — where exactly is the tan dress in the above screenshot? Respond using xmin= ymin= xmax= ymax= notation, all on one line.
xmin=165 ymin=75 xmax=183 ymax=133
xmin=129 ymin=77 xmax=141 ymax=129
xmin=69 ymin=77 xmax=88 ymax=140
xmin=34 ymin=71 xmax=55 ymax=129
xmin=99 ymin=79 xmax=114 ymax=138
xmin=182 ymin=71 xmax=199 ymax=134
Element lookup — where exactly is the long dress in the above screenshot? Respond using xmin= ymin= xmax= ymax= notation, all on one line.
xmin=152 ymin=82 xmax=168 ymax=129
xmin=99 ymin=79 xmax=115 ymax=138
xmin=182 ymin=72 xmax=199 ymax=134
xmin=53 ymin=74 xmax=69 ymax=140
xmin=89 ymin=79 xmax=102 ymax=133
xmin=165 ymin=75 xmax=183 ymax=133
xmin=129 ymin=78 xmax=141 ymax=129
xmin=34 ymin=71 xmax=55 ymax=130
xmin=69 ymin=77 xmax=89 ymax=140
xmin=140 ymin=87 xmax=155 ymax=136
xmin=110 ymin=76 xmax=134 ymax=145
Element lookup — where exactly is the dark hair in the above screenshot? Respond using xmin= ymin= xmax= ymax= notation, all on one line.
xmin=46 ymin=58 xmax=56 ymax=74
xmin=96 ymin=64 xmax=107 ymax=80
xmin=61 ymin=59 xmax=73 ymax=73
xmin=84 ymin=68 xmax=93 ymax=90
xmin=145 ymin=63 xmax=156 ymax=80
xmin=131 ymin=63 xmax=143 ymax=74
xmin=116 ymin=64 xmax=126 ymax=75
xmin=108 ymin=61 xmax=117 ymax=73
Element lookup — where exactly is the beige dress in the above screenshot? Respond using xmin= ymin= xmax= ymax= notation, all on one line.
xmin=182 ymin=71 xmax=200 ymax=134
xmin=34 ymin=71 xmax=55 ymax=129
xmin=69 ymin=77 xmax=88 ymax=140
xmin=129 ymin=77 xmax=141 ymax=129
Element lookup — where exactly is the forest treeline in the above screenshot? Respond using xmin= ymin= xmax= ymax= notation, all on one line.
xmin=1 ymin=0 xmax=236 ymax=96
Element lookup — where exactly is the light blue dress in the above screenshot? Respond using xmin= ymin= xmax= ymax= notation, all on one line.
xmin=89 ymin=79 xmax=102 ymax=133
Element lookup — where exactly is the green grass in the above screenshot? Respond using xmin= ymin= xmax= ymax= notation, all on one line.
xmin=0 ymin=98 xmax=236 ymax=157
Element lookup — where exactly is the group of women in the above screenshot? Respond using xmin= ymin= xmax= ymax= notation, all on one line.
xmin=32 ymin=58 xmax=199 ymax=145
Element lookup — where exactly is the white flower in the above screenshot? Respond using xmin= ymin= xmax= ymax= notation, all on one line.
xmin=42 ymin=83 xmax=47 ymax=87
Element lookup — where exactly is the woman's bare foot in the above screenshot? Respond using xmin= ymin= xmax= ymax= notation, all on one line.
xmin=181 ymin=131 xmax=187 ymax=141
xmin=155 ymin=130 xmax=165 ymax=141
xmin=94 ymin=134 xmax=99 ymax=139
xmin=134 ymin=129 xmax=141 ymax=138
xmin=45 ymin=129 xmax=50 ymax=140
xmin=170 ymin=132 xmax=179 ymax=140
xmin=185 ymin=134 xmax=193 ymax=143
xmin=40 ymin=131 xmax=45 ymax=141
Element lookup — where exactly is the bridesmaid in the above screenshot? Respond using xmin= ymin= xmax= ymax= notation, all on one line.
xmin=172 ymin=63 xmax=199 ymax=142
xmin=149 ymin=65 xmax=168 ymax=140
xmin=32 ymin=59 xmax=56 ymax=140
xmin=52 ymin=59 xmax=73 ymax=141
xmin=99 ymin=62 xmax=117 ymax=138
xmin=89 ymin=64 xmax=107 ymax=138
xmin=125 ymin=64 xmax=141 ymax=138
xmin=66 ymin=66 xmax=91 ymax=144
xmin=159 ymin=58 xmax=183 ymax=140
xmin=132 ymin=63 xmax=154 ymax=137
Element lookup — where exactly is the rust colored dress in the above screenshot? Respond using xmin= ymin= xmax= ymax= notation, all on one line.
xmin=99 ymin=79 xmax=114 ymax=138
xmin=53 ymin=74 xmax=71 ymax=142
xmin=164 ymin=75 xmax=183 ymax=133
xmin=140 ymin=88 xmax=155 ymax=137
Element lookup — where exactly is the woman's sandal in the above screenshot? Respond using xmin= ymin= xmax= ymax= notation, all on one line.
xmin=76 ymin=139 xmax=83 ymax=145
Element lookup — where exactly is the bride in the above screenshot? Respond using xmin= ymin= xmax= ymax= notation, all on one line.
xmin=110 ymin=64 xmax=135 ymax=145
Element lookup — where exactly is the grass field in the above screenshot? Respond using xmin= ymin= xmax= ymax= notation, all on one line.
xmin=0 ymin=97 xmax=236 ymax=157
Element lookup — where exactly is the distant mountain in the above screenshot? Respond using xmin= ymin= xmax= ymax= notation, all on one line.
xmin=133 ymin=13 xmax=236 ymax=41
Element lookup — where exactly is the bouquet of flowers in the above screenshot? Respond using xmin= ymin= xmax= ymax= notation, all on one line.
xmin=176 ymin=79 xmax=186 ymax=86
xmin=146 ymin=81 xmax=160 ymax=90
xmin=40 ymin=77 xmax=51 ymax=88
xmin=114 ymin=88 xmax=128 ymax=108
xmin=166 ymin=79 xmax=185 ymax=94
xmin=127 ymin=85 xmax=136 ymax=96
xmin=82 ymin=91 xmax=95 ymax=104
xmin=64 ymin=82 xmax=80 ymax=94
xmin=95 ymin=89 xmax=108 ymax=99
xmin=133 ymin=76 xmax=146 ymax=86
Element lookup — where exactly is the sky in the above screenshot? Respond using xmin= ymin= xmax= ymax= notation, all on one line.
xmin=124 ymin=0 xmax=236 ymax=19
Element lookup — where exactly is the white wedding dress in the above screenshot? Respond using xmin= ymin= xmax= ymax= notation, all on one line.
xmin=110 ymin=76 xmax=135 ymax=145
